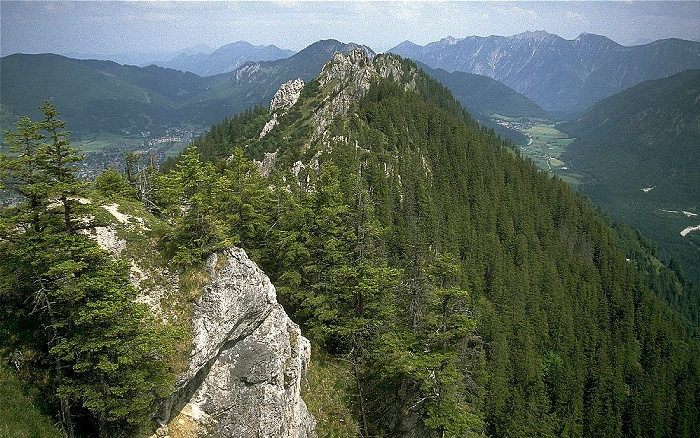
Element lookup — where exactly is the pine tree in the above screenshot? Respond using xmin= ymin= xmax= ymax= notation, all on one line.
xmin=0 ymin=115 xmax=47 ymax=233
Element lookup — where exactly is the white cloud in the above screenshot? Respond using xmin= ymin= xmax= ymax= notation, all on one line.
xmin=384 ymin=2 xmax=423 ymax=23
xmin=493 ymin=6 xmax=538 ymax=21
xmin=565 ymin=11 xmax=588 ymax=25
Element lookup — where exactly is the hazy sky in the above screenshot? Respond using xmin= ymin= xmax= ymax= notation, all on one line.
xmin=2 ymin=1 xmax=700 ymax=58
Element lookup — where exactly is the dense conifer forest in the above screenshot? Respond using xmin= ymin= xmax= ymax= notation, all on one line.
xmin=2 ymin=54 xmax=699 ymax=437
xmin=157 ymin=56 xmax=700 ymax=436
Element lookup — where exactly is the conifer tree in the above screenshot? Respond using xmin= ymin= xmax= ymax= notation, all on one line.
xmin=38 ymin=101 xmax=89 ymax=233
xmin=1 ymin=104 xmax=179 ymax=436
xmin=0 ymin=115 xmax=47 ymax=233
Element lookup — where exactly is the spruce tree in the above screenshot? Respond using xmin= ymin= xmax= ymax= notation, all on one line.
xmin=1 ymin=103 xmax=180 ymax=436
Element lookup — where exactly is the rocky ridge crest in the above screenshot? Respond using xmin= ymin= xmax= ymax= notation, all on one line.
xmin=310 ymin=48 xmax=417 ymax=141
xmin=87 ymin=204 xmax=315 ymax=437
xmin=270 ymin=78 xmax=305 ymax=112
xmin=257 ymin=48 xmax=417 ymax=177
xmin=259 ymin=78 xmax=305 ymax=140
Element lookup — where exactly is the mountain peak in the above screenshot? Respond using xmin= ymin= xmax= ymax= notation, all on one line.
xmin=151 ymin=40 xmax=294 ymax=76
xmin=317 ymin=49 xmax=415 ymax=96
xmin=574 ymin=32 xmax=619 ymax=46
xmin=297 ymin=39 xmax=374 ymax=57
xmin=441 ymin=36 xmax=460 ymax=46
xmin=301 ymin=49 xmax=416 ymax=141
xmin=513 ymin=30 xmax=558 ymax=41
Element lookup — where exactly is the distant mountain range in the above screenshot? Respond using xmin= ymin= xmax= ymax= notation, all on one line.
xmin=1 ymin=40 xmax=537 ymax=143
xmin=151 ymin=41 xmax=295 ymax=76
xmin=390 ymin=31 xmax=700 ymax=117
xmin=0 ymin=41 xmax=368 ymax=136
xmin=559 ymin=69 xmax=700 ymax=281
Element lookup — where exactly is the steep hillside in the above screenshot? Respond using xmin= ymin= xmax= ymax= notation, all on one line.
xmin=3 ymin=46 xmax=699 ymax=437
xmin=390 ymin=32 xmax=700 ymax=116
xmin=0 ymin=54 xmax=178 ymax=133
xmin=416 ymin=63 xmax=550 ymax=120
xmin=172 ymin=50 xmax=700 ymax=437
xmin=153 ymin=40 xmax=295 ymax=76
xmin=416 ymin=62 xmax=549 ymax=143
xmin=559 ymin=69 xmax=700 ymax=284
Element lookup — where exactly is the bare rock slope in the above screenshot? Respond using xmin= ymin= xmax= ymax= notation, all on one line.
xmin=154 ymin=248 xmax=316 ymax=438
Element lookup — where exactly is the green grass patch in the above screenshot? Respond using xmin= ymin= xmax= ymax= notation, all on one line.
xmin=0 ymin=365 xmax=64 ymax=438
xmin=491 ymin=114 xmax=584 ymax=188
xmin=522 ymin=123 xmax=576 ymax=167
xmin=163 ymin=141 xmax=188 ymax=158
xmin=490 ymin=116 xmax=582 ymax=186
xmin=302 ymin=350 xmax=359 ymax=437
xmin=72 ymin=131 xmax=146 ymax=153
xmin=549 ymin=157 xmax=565 ymax=168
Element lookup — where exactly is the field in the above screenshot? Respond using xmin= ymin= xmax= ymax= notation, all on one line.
xmin=492 ymin=116 xmax=584 ymax=187
xmin=71 ymin=131 xmax=148 ymax=153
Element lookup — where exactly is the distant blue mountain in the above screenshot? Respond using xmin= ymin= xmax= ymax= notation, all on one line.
xmin=390 ymin=32 xmax=700 ymax=117
xmin=152 ymin=41 xmax=295 ymax=76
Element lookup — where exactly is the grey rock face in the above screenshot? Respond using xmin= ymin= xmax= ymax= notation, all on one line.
xmin=156 ymin=248 xmax=315 ymax=438
xmin=270 ymin=78 xmax=305 ymax=112
xmin=260 ymin=78 xmax=305 ymax=140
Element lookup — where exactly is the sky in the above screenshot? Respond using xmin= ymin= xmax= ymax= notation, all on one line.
xmin=2 ymin=1 xmax=700 ymax=60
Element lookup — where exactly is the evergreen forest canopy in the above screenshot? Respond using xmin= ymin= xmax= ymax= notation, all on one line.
xmin=1 ymin=52 xmax=699 ymax=437
xmin=558 ymin=69 xmax=700 ymax=288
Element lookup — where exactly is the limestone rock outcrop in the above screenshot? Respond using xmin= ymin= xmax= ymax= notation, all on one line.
xmin=310 ymin=49 xmax=417 ymax=141
xmin=155 ymin=248 xmax=316 ymax=438
xmin=270 ymin=78 xmax=305 ymax=112
xmin=259 ymin=78 xmax=305 ymax=140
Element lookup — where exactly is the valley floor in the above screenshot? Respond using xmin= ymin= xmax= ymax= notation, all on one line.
xmin=492 ymin=116 xmax=582 ymax=186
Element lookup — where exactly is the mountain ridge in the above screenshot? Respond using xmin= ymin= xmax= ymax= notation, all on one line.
xmin=179 ymin=49 xmax=700 ymax=436
xmin=152 ymin=40 xmax=295 ymax=76
xmin=389 ymin=31 xmax=700 ymax=116
xmin=1 ymin=39 xmax=533 ymax=143
xmin=2 ymin=43 xmax=700 ymax=437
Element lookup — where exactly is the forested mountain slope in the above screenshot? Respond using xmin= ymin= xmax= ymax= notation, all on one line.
xmin=170 ymin=50 xmax=700 ymax=437
xmin=416 ymin=62 xmax=550 ymax=120
xmin=0 ymin=53 xmax=202 ymax=134
xmin=559 ymin=69 xmax=700 ymax=288
xmin=415 ymin=62 xmax=548 ymax=144
xmin=2 ymin=50 xmax=699 ymax=437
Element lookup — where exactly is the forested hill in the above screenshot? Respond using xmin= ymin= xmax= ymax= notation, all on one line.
xmin=416 ymin=62 xmax=550 ymax=120
xmin=170 ymin=50 xmax=700 ymax=436
xmin=559 ymin=69 xmax=700 ymax=288
xmin=2 ymin=49 xmax=698 ymax=436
